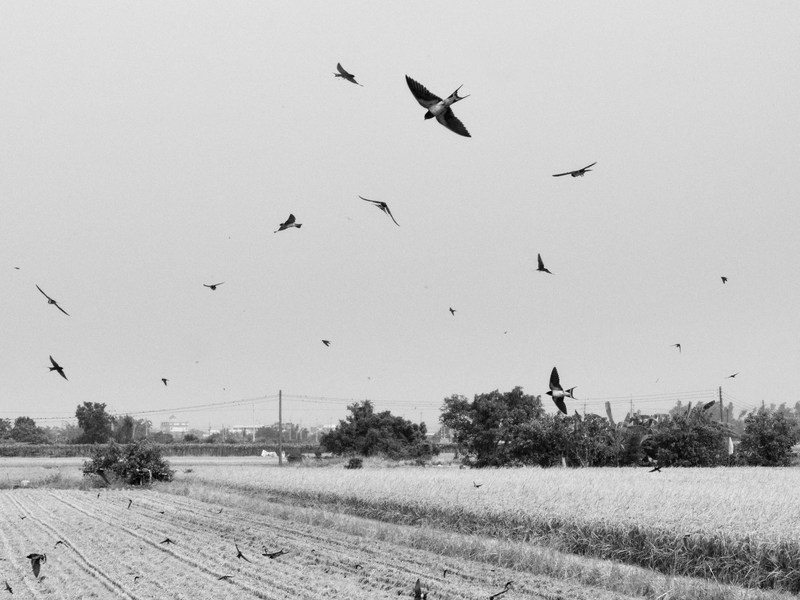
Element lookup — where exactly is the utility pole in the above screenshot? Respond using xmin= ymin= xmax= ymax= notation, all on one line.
xmin=719 ymin=387 xmax=723 ymax=420
xmin=252 ymin=401 xmax=256 ymax=443
xmin=278 ymin=390 xmax=283 ymax=466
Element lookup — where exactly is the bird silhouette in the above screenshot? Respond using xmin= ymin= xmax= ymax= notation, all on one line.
xmin=4 ymin=580 xmax=12 ymax=593
xmin=159 ymin=538 xmax=174 ymax=545
xmin=127 ymin=499 xmax=133 ymax=509
xmin=359 ymin=196 xmax=399 ymax=226
xmin=334 ymin=63 xmax=363 ymax=86
xmin=443 ymin=569 xmax=449 ymax=578
xmin=473 ymin=481 xmax=482 ymax=488
xmin=405 ymin=76 xmax=470 ymax=137
xmin=235 ymin=541 xmax=252 ymax=562
xmin=414 ymin=579 xmax=428 ymax=600
xmin=489 ymin=582 xmax=514 ymax=600
xmin=449 ymin=307 xmax=457 ymax=316
xmin=547 ymin=366 xmax=576 ymax=414
xmin=536 ymin=253 xmax=553 ymax=274
xmin=26 ymin=554 xmax=46 ymax=578
xmin=275 ymin=214 xmax=302 ymax=233
xmin=552 ymin=162 xmax=596 ymax=177
xmin=35 ymin=285 xmax=69 ymax=316
xmin=133 ymin=576 xmax=140 ymax=583
xmin=672 ymin=343 xmax=682 ymax=353
xmin=721 ymin=276 xmax=728 ymax=284
xmin=321 ymin=340 xmax=331 ymax=347
xmin=203 ymin=282 xmax=224 ymax=290
xmin=727 ymin=372 xmax=738 ymax=378
xmin=649 ymin=465 xmax=662 ymax=473
xmin=19 ymin=515 xmax=26 ymax=520
xmin=262 ymin=548 xmax=288 ymax=559
xmin=53 ymin=541 xmax=64 ymax=549
xmin=161 ymin=378 xmax=168 ymax=386
xmin=217 ymin=575 xmax=233 ymax=580
xmin=47 ymin=356 xmax=67 ymax=380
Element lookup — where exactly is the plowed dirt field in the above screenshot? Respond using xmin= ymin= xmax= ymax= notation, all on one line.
xmin=1 ymin=489 xmax=638 ymax=600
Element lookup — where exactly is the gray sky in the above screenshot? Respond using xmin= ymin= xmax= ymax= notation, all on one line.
xmin=1 ymin=2 xmax=798 ymax=432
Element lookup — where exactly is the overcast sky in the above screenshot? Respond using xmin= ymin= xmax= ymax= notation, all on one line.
xmin=1 ymin=2 xmax=798 ymax=432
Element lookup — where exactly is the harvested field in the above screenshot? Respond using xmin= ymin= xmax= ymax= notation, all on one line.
xmin=0 ymin=488 xmax=638 ymax=600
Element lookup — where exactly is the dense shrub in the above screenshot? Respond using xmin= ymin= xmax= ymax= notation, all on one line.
xmin=345 ymin=457 xmax=363 ymax=469
xmin=84 ymin=440 xmax=174 ymax=485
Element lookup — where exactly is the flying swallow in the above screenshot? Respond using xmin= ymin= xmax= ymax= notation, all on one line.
xmin=721 ymin=276 xmax=728 ymax=284
xmin=334 ymin=63 xmax=362 ymax=86
xmin=359 ymin=196 xmax=399 ymax=226
xmin=127 ymin=498 xmax=133 ymax=509
xmin=26 ymin=554 xmax=46 ymax=578
xmin=235 ymin=541 xmax=252 ymax=562
xmin=48 ymin=356 xmax=67 ymax=380
xmin=321 ymin=340 xmax=331 ymax=347
xmin=546 ymin=366 xmax=576 ymax=414
xmin=552 ymin=162 xmax=597 ymax=177
xmin=727 ymin=372 xmax=738 ymax=379
xmin=53 ymin=541 xmax=64 ymax=549
xmin=159 ymin=538 xmax=174 ymax=545
xmin=449 ymin=307 xmax=456 ymax=316
xmin=536 ymin=253 xmax=553 ymax=274
xmin=489 ymin=582 xmax=514 ymax=600
xmin=217 ymin=575 xmax=233 ymax=581
xmin=275 ymin=214 xmax=302 ymax=233
xmin=414 ymin=579 xmax=428 ymax=600
xmin=405 ymin=75 xmax=471 ymax=137
xmin=649 ymin=465 xmax=662 ymax=473
xmin=35 ymin=285 xmax=69 ymax=316
xmin=4 ymin=580 xmax=11 ymax=593
xmin=161 ymin=378 xmax=168 ymax=386
xmin=133 ymin=576 xmax=140 ymax=583
xmin=472 ymin=481 xmax=482 ymax=488
xmin=203 ymin=282 xmax=224 ymax=290
xmin=262 ymin=548 xmax=288 ymax=559
xmin=672 ymin=343 xmax=681 ymax=353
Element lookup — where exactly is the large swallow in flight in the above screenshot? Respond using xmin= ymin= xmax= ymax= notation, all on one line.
xmin=36 ymin=285 xmax=69 ymax=316
xmin=48 ymin=356 xmax=67 ymax=380
xmin=275 ymin=214 xmax=302 ymax=233
xmin=405 ymin=75 xmax=470 ymax=137
xmin=546 ymin=367 xmax=576 ymax=414
xmin=334 ymin=63 xmax=363 ymax=86
xmin=359 ymin=196 xmax=399 ymax=226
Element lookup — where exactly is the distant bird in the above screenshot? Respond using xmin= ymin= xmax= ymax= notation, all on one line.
xmin=26 ymin=554 xmax=46 ymax=578
xmin=159 ymin=538 xmax=174 ymax=545
xmin=217 ymin=575 xmax=233 ymax=581
xmin=449 ymin=307 xmax=456 ymax=316
xmin=721 ymin=276 xmax=728 ymax=284
xmin=649 ymin=465 xmax=662 ymax=473
xmin=19 ymin=515 xmax=26 ymax=520
xmin=547 ymin=366 xmax=576 ymax=415
xmin=275 ymin=214 xmax=302 ymax=233
xmin=53 ymin=541 xmax=64 ymax=549
xmin=489 ymin=582 xmax=513 ymax=600
xmin=127 ymin=499 xmax=133 ymax=510
xmin=536 ymin=253 xmax=553 ymax=275
xmin=321 ymin=340 xmax=331 ymax=347
xmin=47 ymin=356 xmax=67 ymax=381
xmin=161 ymin=378 xmax=168 ymax=387
xmin=35 ymin=285 xmax=69 ymax=316
xmin=405 ymin=75 xmax=471 ymax=137
xmin=443 ymin=569 xmax=449 ymax=578
xmin=334 ymin=63 xmax=362 ymax=86
xmin=359 ymin=196 xmax=399 ymax=226
xmin=353 ymin=564 xmax=363 ymax=570
xmin=262 ymin=548 xmax=288 ymax=559
xmin=727 ymin=372 xmax=738 ymax=379
xmin=217 ymin=508 xmax=223 ymax=514
xmin=672 ymin=343 xmax=681 ymax=353
xmin=235 ymin=541 xmax=252 ymax=563
xmin=133 ymin=576 xmax=140 ymax=583
xmin=414 ymin=579 xmax=428 ymax=600
xmin=203 ymin=282 xmax=224 ymax=290
xmin=4 ymin=580 xmax=11 ymax=594
xmin=472 ymin=481 xmax=482 ymax=488
xmin=552 ymin=162 xmax=597 ymax=177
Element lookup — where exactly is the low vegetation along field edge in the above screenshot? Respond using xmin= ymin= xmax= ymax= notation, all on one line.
xmin=173 ymin=478 xmax=800 ymax=594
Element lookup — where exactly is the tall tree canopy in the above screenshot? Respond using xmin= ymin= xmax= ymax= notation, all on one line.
xmin=75 ymin=402 xmax=115 ymax=444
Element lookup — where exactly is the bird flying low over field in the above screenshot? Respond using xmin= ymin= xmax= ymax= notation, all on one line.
xmin=547 ymin=367 xmax=576 ymax=415
xmin=4 ymin=580 xmax=12 ymax=593
xmin=235 ymin=541 xmax=252 ymax=562
xmin=127 ymin=499 xmax=133 ymax=509
xmin=217 ymin=575 xmax=233 ymax=581
xmin=48 ymin=356 xmax=67 ymax=380
xmin=26 ymin=554 xmax=46 ymax=578
xmin=203 ymin=282 xmax=224 ymax=290
xmin=405 ymin=75 xmax=471 ymax=137
xmin=159 ymin=538 xmax=174 ymax=545
xmin=262 ymin=548 xmax=288 ymax=559
xmin=275 ymin=214 xmax=302 ymax=233
xmin=536 ymin=253 xmax=553 ymax=275
xmin=334 ymin=63 xmax=362 ymax=86
xmin=359 ymin=196 xmax=399 ymax=226
xmin=489 ymin=582 xmax=514 ymax=600
xmin=552 ymin=162 xmax=596 ymax=177
xmin=35 ymin=285 xmax=69 ymax=316
xmin=473 ymin=481 xmax=482 ymax=488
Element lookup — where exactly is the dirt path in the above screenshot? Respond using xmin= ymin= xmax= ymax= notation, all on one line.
xmin=1 ymin=489 xmax=638 ymax=600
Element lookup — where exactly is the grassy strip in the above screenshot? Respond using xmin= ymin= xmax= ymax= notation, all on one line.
xmin=163 ymin=479 xmax=796 ymax=600
xmin=170 ymin=477 xmax=800 ymax=594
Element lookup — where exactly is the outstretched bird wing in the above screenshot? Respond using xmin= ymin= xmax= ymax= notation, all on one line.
xmin=549 ymin=367 xmax=562 ymax=391
xmin=552 ymin=397 xmax=568 ymax=415
xmin=437 ymin=109 xmax=471 ymax=137
xmin=336 ymin=63 xmax=351 ymax=77
xmin=54 ymin=302 xmax=69 ymax=316
xmin=405 ymin=76 xmax=442 ymax=108
xmin=383 ymin=205 xmax=400 ymax=226
xmin=285 ymin=214 xmax=296 ymax=226
xmin=581 ymin=162 xmax=597 ymax=171
xmin=36 ymin=284 xmax=53 ymax=301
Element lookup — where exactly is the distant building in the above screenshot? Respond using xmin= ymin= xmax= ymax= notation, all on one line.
xmin=160 ymin=415 xmax=188 ymax=436
xmin=228 ymin=425 xmax=258 ymax=437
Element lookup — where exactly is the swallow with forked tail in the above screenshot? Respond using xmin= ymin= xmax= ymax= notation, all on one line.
xmin=334 ymin=63 xmax=362 ymax=86
xmin=547 ymin=366 xmax=576 ymax=414
xmin=406 ymin=75 xmax=471 ymax=137
xmin=275 ymin=214 xmax=301 ymax=233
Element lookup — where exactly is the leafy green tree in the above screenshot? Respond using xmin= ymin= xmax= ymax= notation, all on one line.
xmin=738 ymin=408 xmax=800 ymax=466
xmin=440 ymin=387 xmax=547 ymax=466
xmin=648 ymin=404 xmax=730 ymax=466
xmin=84 ymin=440 xmax=174 ymax=485
xmin=10 ymin=417 xmax=49 ymax=444
xmin=0 ymin=418 xmax=12 ymax=441
xmin=75 ymin=402 xmax=115 ymax=444
xmin=321 ymin=400 xmax=435 ymax=459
